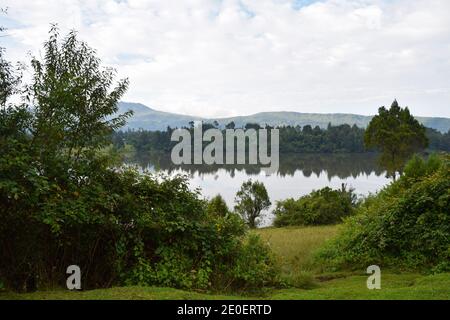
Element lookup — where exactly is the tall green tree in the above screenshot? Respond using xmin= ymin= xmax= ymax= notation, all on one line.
xmin=234 ymin=179 xmax=271 ymax=228
xmin=365 ymin=100 xmax=428 ymax=180
xmin=26 ymin=25 xmax=131 ymax=169
xmin=207 ymin=194 xmax=230 ymax=217
xmin=1 ymin=26 xmax=131 ymax=290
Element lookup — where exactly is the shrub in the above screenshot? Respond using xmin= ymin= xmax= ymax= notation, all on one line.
xmin=273 ymin=185 xmax=357 ymax=227
xmin=316 ymin=154 xmax=450 ymax=272
xmin=207 ymin=194 xmax=230 ymax=217
xmin=218 ymin=234 xmax=279 ymax=291
xmin=0 ymin=27 xmax=280 ymax=293
xmin=0 ymin=162 xmax=280 ymax=291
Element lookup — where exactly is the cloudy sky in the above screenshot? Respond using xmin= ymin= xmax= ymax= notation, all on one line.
xmin=1 ymin=0 xmax=450 ymax=118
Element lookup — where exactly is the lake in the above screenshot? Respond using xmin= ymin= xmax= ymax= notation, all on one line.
xmin=129 ymin=152 xmax=391 ymax=226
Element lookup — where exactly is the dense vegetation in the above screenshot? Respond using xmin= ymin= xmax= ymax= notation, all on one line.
xmin=316 ymin=154 xmax=450 ymax=272
xmin=365 ymin=100 xmax=429 ymax=179
xmin=1 ymin=19 xmax=448 ymax=300
xmin=112 ymin=122 xmax=450 ymax=155
xmin=3 ymin=225 xmax=449 ymax=300
xmin=0 ymin=28 xmax=278 ymax=292
xmin=273 ymin=185 xmax=357 ymax=227
xmin=234 ymin=180 xmax=271 ymax=228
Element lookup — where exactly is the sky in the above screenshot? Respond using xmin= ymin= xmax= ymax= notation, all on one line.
xmin=1 ymin=0 xmax=450 ymax=118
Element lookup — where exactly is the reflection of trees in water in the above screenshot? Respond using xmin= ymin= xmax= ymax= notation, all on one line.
xmin=278 ymin=153 xmax=385 ymax=180
xmin=129 ymin=152 xmax=385 ymax=180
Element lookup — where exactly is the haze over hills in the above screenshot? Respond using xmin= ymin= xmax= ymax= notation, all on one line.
xmin=118 ymin=102 xmax=450 ymax=133
xmin=118 ymin=102 xmax=203 ymax=130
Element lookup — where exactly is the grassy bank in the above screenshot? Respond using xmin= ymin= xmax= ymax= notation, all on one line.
xmin=255 ymin=225 xmax=340 ymax=273
xmin=1 ymin=226 xmax=449 ymax=300
xmin=2 ymin=273 xmax=449 ymax=300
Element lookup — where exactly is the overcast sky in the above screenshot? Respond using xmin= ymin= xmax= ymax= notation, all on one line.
xmin=1 ymin=0 xmax=450 ymax=118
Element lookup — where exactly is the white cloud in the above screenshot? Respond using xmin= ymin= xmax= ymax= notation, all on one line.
xmin=1 ymin=0 xmax=450 ymax=117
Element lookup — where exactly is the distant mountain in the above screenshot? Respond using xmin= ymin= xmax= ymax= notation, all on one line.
xmin=118 ymin=102 xmax=450 ymax=133
xmin=118 ymin=102 xmax=203 ymax=131
xmin=418 ymin=117 xmax=450 ymax=133
xmin=215 ymin=112 xmax=371 ymax=130
xmin=118 ymin=102 xmax=156 ymax=115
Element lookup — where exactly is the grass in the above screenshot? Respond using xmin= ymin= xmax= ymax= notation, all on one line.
xmin=2 ymin=273 xmax=448 ymax=300
xmin=255 ymin=225 xmax=341 ymax=288
xmin=272 ymin=273 xmax=450 ymax=300
xmin=255 ymin=225 xmax=340 ymax=273
xmin=0 ymin=286 xmax=243 ymax=300
xmin=1 ymin=226 xmax=449 ymax=300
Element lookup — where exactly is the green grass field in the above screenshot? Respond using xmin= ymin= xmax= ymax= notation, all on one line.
xmin=1 ymin=226 xmax=449 ymax=300
xmin=255 ymin=225 xmax=340 ymax=273
xmin=2 ymin=273 xmax=448 ymax=300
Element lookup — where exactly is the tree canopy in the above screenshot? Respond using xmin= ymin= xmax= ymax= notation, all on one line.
xmin=364 ymin=100 xmax=428 ymax=179
xmin=234 ymin=180 xmax=271 ymax=228
xmin=27 ymin=26 xmax=131 ymax=162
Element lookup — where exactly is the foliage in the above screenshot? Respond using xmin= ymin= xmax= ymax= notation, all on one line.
xmin=221 ymin=234 xmax=279 ymax=290
xmin=112 ymin=122 xmax=450 ymax=156
xmin=113 ymin=123 xmax=366 ymax=154
xmin=27 ymin=26 xmax=131 ymax=162
xmin=2 ymin=229 xmax=449 ymax=300
xmin=279 ymin=123 xmax=365 ymax=153
xmin=0 ymin=27 xmax=279 ymax=292
xmin=0 ymin=26 xmax=131 ymax=291
xmin=207 ymin=194 xmax=230 ymax=217
xmin=316 ymin=154 xmax=450 ymax=272
xmin=365 ymin=100 xmax=428 ymax=179
xmin=234 ymin=180 xmax=271 ymax=228
xmin=426 ymin=127 xmax=450 ymax=151
xmin=273 ymin=185 xmax=357 ymax=227
xmin=123 ymin=195 xmax=279 ymax=291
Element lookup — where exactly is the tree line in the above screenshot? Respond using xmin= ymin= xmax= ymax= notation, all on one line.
xmin=112 ymin=121 xmax=450 ymax=155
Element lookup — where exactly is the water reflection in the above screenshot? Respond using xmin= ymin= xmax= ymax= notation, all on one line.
xmin=127 ymin=152 xmax=390 ymax=226
xmin=129 ymin=152 xmax=386 ymax=181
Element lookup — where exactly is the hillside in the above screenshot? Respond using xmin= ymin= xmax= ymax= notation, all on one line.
xmin=118 ymin=102 xmax=203 ymax=131
xmin=118 ymin=102 xmax=450 ymax=133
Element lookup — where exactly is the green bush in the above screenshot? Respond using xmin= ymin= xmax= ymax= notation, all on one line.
xmin=0 ymin=155 xmax=280 ymax=291
xmin=273 ymin=185 xmax=356 ymax=227
xmin=0 ymin=27 xmax=280 ymax=293
xmin=316 ymin=154 xmax=450 ymax=272
xmin=207 ymin=194 xmax=230 ymax=217
xmin=218 ymin=234 xmax=279 ymax=291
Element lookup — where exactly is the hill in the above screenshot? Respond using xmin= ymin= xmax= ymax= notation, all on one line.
xmin=118 ymin=102 xmax=450 ymax=133
xmin=118 ymin=102 xmax=203 ymax=131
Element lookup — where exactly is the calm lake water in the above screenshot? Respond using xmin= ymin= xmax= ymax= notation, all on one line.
xmin=129 ymin=153 xmax=391 ymax=226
